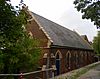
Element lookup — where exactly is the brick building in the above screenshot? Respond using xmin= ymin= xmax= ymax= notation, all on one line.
xmin=23 ymin=6 xmax=95 ymax=78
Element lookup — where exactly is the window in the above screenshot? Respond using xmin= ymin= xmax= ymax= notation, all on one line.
xmin=74 ymin=51 xmax=78 ymax=68
xmin=66 ymin=51 xmax=71 ymax=69
xmin=55 ymin=50 xmax=62 ymax=75
xmin=80 ymin=51 xmax=83 ymax=66
xmin=55 ymin=50 xmax=62 ymax=59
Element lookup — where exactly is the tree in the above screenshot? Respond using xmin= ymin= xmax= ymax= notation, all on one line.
xmin=93 ymin=31 xmax=100 ymax=56
xmin=74 ymin=0 xmax=100 ymax=29
xmin=0 ymin=0 xmax=41 ymax=78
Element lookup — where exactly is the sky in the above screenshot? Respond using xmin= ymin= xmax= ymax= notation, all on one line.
xmin=11 ymin=0 xmax=99 ymax=41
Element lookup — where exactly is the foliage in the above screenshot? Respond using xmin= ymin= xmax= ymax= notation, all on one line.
xmin=0 ymin=0 xmax=41 ymax=76
xmin=93 ymin=31 xmax=100 ymax=55
xmin=74 ymin=0 xmax=100 ymax=29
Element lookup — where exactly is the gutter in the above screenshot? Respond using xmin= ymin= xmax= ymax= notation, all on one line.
xmin=50 ymin=45 xmax=94 ymax=51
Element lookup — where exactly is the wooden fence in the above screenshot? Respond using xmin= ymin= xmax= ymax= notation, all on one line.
xmin=0 ymin=68 xmax=55 ymax=79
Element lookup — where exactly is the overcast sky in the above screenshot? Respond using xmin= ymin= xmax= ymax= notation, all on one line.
xmin=11 ymin=0 xmax=99 ymax=41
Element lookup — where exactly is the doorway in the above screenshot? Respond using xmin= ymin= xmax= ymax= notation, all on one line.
xmin=56 ymin=54 xmax=60 ymax=75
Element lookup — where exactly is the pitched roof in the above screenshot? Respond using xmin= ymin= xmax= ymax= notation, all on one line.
xmin=32 ymin=12 xmax=93 ymax=50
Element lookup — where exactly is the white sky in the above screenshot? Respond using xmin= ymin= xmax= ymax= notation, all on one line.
xmin=11 ymin=0 xmax=99 ymax=41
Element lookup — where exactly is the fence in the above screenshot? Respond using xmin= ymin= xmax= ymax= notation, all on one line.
xmin=0 ymin=68 xmax=55 ymax=79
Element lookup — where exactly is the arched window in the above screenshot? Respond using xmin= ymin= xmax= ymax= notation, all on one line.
xmin=66 ymin=51 xmax=71 ymax=69
xmin=84 ymin=51 xmax=87 ymax=65
xmin=87 ymin=51 xmax=91 ymax=64
xmin=74 ymin=51 xmax=78 ymax=68
xmin=55 ymin=50 xmax=62 ymax=59
xmin=82 ymin=51 xmax=87 ymax=66
xmin=89 ymin=52 xmax=92 ymax=63
xmin=87 ymin=52 xmax=89 ymax=64
xmin=80 ymin=51 xmax=84 ymax=67
xmin=55 ymin=50 xmax=62 ymax=75
xmin=85 ymin=51 xmax=87 ymax=60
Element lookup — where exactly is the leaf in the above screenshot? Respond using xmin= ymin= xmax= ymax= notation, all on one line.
xmin=73 ymin=0 xmax=100 ymax=28
xmin=15 ymin=6 xmax=19 ymax=8
xmin=0 ymin=0 xmax=41 ymax=75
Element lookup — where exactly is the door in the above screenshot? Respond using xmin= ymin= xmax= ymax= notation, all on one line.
xmin=56 ymin=54 xmax=60 ymax=75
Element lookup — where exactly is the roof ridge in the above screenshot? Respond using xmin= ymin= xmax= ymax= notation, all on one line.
xmin=32 ymin=12 xmax=74 ymax=32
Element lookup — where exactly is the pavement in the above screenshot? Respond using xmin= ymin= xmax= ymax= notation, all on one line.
xmin=78 ymin=64 xmax=100 ymax=79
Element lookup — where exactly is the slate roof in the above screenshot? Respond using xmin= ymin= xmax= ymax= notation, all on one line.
xmin=32 ymin=12 xmax=93 ymax=50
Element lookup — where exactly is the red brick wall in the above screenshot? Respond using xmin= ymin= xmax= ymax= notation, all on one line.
xmin=48 ymin=48 xmax=94 ymax=75
xmin=26 ymin=20 xmax=49 ymax=47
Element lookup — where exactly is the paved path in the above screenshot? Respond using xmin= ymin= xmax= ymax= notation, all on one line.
xmin=78 ymin=64 xmax=100 ymax=79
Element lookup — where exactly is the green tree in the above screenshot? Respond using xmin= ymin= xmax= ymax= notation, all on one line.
xmin=0 ymin=0 xmax=40 ymax=78
xmin=74 ymin=0 xmax=100 ymax=29
xmin=93 ymin=31 xmax=100 ymax=56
